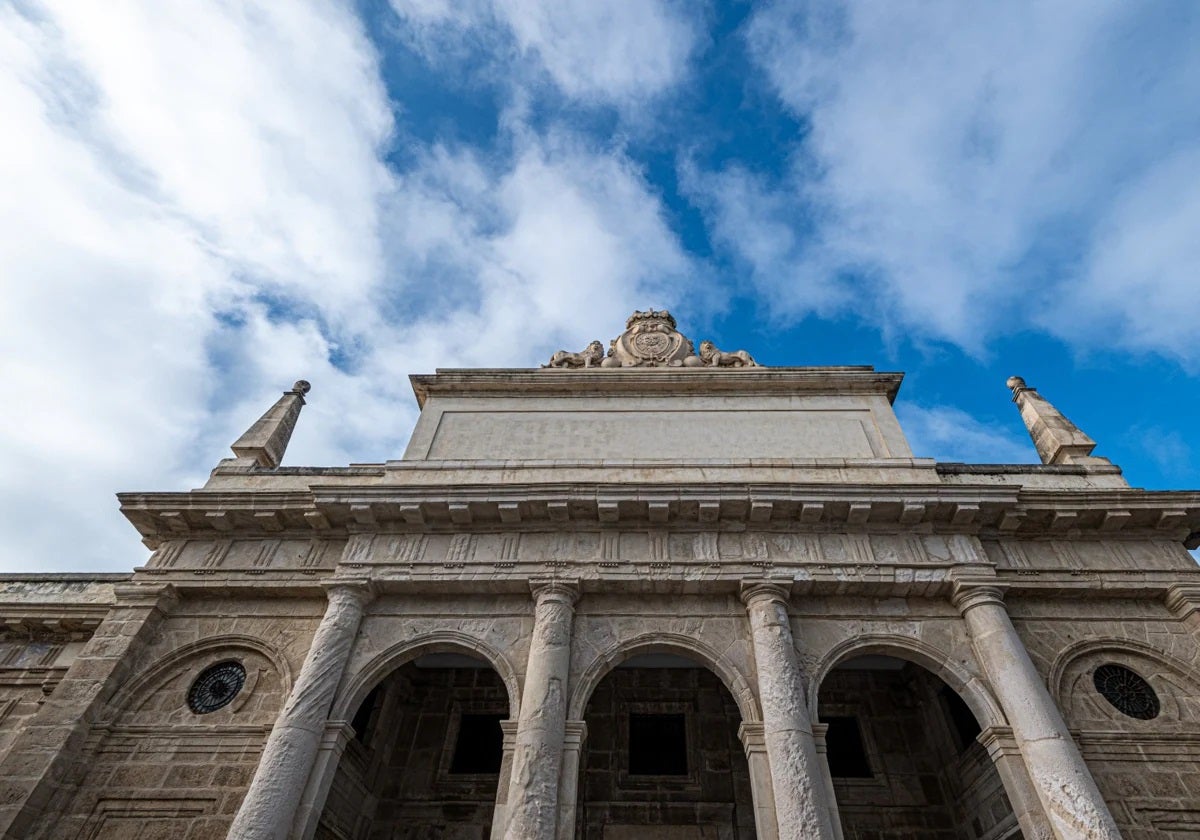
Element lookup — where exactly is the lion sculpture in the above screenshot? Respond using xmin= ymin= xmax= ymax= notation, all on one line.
xmin=699 ymin=340 xmax=757 ymax=368
xmin=544 ymin=340 xmax=605 ymax=369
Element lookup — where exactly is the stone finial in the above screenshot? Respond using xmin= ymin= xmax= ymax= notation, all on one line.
xmin=227 ymin=380 xmax=311 ymax=468
xmin=1006 ymin=375 xmax=1108 ymax=466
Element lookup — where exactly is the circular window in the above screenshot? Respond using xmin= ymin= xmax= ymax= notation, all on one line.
xmin=187 ymin=661 xmax=247 ymax=714
xmin=1092 ymin=663 xmax=1159 ymax=720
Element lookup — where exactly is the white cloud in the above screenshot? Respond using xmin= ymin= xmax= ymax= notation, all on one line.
xmin=1 ymin=2 xmax=696 ymax=573
xmin=896 ymin=403 xmax=1036 ymax=464
xmin=391 ymin=0 xmax=699 ymax=107
xmin=707 ymin=1 xmax=1200 ymax=360
xmin=1058 ymin=146 xmax=1200 ymax=363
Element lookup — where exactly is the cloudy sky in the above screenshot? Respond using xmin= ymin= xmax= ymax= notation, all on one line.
xmin=3 ymin=0 xmax=1198 ymax=573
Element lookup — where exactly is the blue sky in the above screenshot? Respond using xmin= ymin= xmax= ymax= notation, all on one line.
xmin=2 ymin=0 xmax=1198 ymax=572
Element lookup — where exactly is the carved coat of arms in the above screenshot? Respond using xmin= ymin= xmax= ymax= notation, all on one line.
xmin=542 ymin=309 xmax=758 ymax=369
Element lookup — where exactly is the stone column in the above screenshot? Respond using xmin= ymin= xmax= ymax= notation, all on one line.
xmin=491 ymin=720 xmax=520 ymax=839
xmin=555 ymin=720 xmax=588 ymax=840
xmin=953 ymin=584 xmax=1121 ymax=840
xmin=740 ymin=582 xmax=836 ymax=840
xmin=811 ymin=723 xmax=844 ymax=840
xmin=738 ymin=722 xmax=779 ymax=840
xmin=978 ymin=726 xmax=1055 ymax=840
xmin=503 ymin=580 xmax=579 ymax=840
xmin=229 ymin=579 xmax=375 ymax=840
xmin=0 ymin=583 xmax=176 ymax=840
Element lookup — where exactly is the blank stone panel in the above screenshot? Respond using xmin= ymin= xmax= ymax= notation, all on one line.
xmin=426 ymin=410 xmax=881 ymax=460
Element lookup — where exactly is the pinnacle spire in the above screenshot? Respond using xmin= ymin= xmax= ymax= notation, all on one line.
xmin=227 ymin=380 xmax=311 ymax=468
xmin=1006 ymin=376 xmax=1108 ymax=466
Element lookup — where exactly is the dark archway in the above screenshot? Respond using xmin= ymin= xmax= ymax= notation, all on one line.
xmin=818 ymin=655 xmax=1021 ymax=840
xmin=316 ymin=653 xmax=510 ymax=839
xmin=577 ymin=653 xmax=757 ymax=839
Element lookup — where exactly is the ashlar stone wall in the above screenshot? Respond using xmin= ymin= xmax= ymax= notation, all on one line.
xmin=578 ymin=666 xmax=757 ymax=840
xmin=319 ymin=662 xmax=511 ymax=840
xmin=1011 ymin=595 xmax=1200 ymax=839
xmin=28 ymin=593 xmax=325 ymax=840
xmin=819 ymin=665 xmax=1016 ymax=840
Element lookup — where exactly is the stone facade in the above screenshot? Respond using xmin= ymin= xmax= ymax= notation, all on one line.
xmin=1 ymin=312 xmax=1199 ymax=840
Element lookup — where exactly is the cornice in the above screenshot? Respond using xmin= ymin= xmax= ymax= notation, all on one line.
xmin=118 ymin=483 xmax=1200 ymax=545
xmin=409 ymin=366 xmax=905 ymax=407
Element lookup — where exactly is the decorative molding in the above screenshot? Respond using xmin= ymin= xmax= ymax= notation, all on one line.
xmin=118 ymin=485 xmax=1200 ymax=542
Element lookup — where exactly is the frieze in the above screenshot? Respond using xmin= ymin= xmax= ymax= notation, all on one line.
xmin=147 ymin=538 xmax=343 ymax=572
xmin=334 ymin=530 xmax=950 ymax=570
xmin=985 ymin=539 xmax=1193 ymax=572
xmin=136 ymin=532 xmax=1197 ymax=581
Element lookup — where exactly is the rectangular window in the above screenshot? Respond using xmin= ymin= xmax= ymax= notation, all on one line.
xmin=628 ymin=712 xmax=688 ymax=776
xmin=824 ymin=716 xmax=872 ymax=778
xmin=449 ymin=713 xmax=505 ymax=774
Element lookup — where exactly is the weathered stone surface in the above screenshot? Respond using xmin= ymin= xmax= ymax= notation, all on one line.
xmin=4 ymin=319 xmax=1200 ymax=840
xmin=742 ymin=583 xmax=836 ymax=840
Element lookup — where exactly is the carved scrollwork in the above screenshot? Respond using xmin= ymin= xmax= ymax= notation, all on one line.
xmin=539 ymin=311 xmax=763 ymax=370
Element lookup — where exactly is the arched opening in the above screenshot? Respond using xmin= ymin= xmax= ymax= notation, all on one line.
xmin=818 ymin=654 xmax=1021 ymax=840
xmin=316 ymin=652 xmax=512 ymax=839
xmin=576 ymin=651 xmax=757 ymax=839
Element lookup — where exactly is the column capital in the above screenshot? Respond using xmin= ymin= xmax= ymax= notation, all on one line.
xmin=740 ymin=579 xmax=793 ymax=608
xmin=976 ymin=725 xmax=1018 ymax=757
xmin=810 ymin=722 xmax=830 ymax=752
xmin=319 ymin=720 xmax=356 ymax=752
xmin=950 ymin=580 xmax=1008 ymax=615
xmin=563 ymin=720 xmax=588 ymax=748
xmin=112 ymin=582 xmax=178 ymax=612
xmin=1165 ymin=583 xmax=1200 ymax=619
xmin=530 ymin=578 xmax=580 ymax=607
xmin=321 ymin=577 xmax=377 ymax=608
xmin=738 ymin=721 xmax=767 ymax=753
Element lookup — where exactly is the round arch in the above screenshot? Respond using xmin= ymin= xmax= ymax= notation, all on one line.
xmin=567 ymin=632 xmax=760 ymax=723
xmin=808 ymin=634 xmax=1006 ymax=730
xmin=331 ymin=630 xmax=522 ymax=721
xmin=103 ymin=633 xmax=293 ymax=719
xmin=1048 ymin=637 xmax=1200 ymax=717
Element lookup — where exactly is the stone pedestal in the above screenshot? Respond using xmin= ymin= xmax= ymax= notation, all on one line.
xmin=503 ymin=581 xmax=579 ymax=840
xmin=978 ymin=726 xmax=1055 ymax=840
xmin=811 ymin=723 xmax=844 ymax=840
xmin=491 ymin=720 xmax=520 ymax=839
xmin=954 ymin=584 xmax=1121 ymax=840
xmin=738 ymin=722 xmax=779 ymax=840
xmin=296 ymin=721 xmax=356 ymax=840
xmin=229 ymin=579 xmax=375 ymax=840
xmin=741 ymin=582 xmax=836 ymax=840
xmin=555 ymin=720 xmax=588 ymax=840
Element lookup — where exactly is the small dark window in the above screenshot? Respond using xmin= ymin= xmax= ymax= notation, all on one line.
xmin=450 ymin=714 xmax=504 ymax=774
xmin=351 ymin=685 xmax=383 ymax=745
xmin=629 ymin=713 xmax=688 ymax=776
xmin=1093 ymin=664 xmax=1160 ymax=720
xmin=941 ymin=687 xmax=982 ymax=751
xmin=824 ymin=716 xmax=872 ymax=778
xmin=187 ymin=661 xmax=246 ymax=714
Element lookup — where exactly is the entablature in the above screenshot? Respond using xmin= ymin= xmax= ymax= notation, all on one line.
xmin=119 ymin=485 xmax=1200 ymax=547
